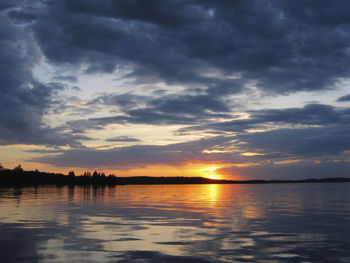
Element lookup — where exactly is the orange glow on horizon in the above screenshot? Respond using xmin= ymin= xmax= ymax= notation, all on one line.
xmin=0 ymin=160 xmax=245 ymax=180
xmin=200 ymin=165 xmax=222 ymax=180
xmin=113 ymin=164 xmax=229 ymax=180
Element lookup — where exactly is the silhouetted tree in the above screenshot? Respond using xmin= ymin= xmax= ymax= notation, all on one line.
xmin=83 ymin=171 xmax=91 ymax=177
xmin=13 ymin=164 xmax=23 ymax=173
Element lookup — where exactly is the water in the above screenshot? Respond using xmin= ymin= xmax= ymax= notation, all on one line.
xmin=0 ymin=183 xmax=349 ymax=263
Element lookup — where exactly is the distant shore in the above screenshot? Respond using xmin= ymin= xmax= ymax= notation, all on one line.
xmin=0 ymin=167 xmax=349 ymax=186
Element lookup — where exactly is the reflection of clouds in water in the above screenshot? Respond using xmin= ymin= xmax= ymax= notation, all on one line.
xmin=242 ymin=205 xmax=266 ymax=219
xmin=80 ymin=214 xmax=214 ymax=256
xmin=114 ymin=250 xmax=215 ymax=263
xmin=0 ymin=224 xmax=43 ymax=263
xmin=0 ymin=184 xmax=349 ymax=262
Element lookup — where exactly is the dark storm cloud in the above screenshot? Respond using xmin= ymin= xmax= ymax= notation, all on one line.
xmin=0 ymin=0 xmax=19 ymax=11
xmin=148 ymin=94 xmax=230 ymax=114
xmin=181 ymin=104 xmax=350 ymax=158
xmin=92 ymin=92 xmax=231 ymax=114
xmin=250 ymin=104 xmax=350 ymax=125
xmin=66 ymin=92 xmax=232 ymax=131
xmin=337 ymin=95 xmax=350 ymax=102
xmin=54 ymin=75 xmax=78 ymax=83
xmin=65 ymin=111 xmax=195 ymax=132
xmin=8 ymin=0 xmax=350 ymax=94
xmin=0 ymin=16 xmax=84 ymax=147
xmin=65 ymin=108 xmax=231 ymax=131
xmin=236 ymin=125 xmax=350 ymax=157
xmin=182 ymin=104 xmax=350 ymax=133
xmin=62 ymin=0 xmax=197 ymax=29
xmin=87 ymin=93 xmax=150 ymax=110
xmin=3 ymin=0 xmax=350 ymax=153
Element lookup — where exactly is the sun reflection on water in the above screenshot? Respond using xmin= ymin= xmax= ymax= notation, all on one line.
xmin=207 ymin=184 xmax=219 ymax=204
xmin=1 ymin=184 xmax=349 ymax=262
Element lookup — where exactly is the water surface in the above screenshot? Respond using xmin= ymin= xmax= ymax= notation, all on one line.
xmin=0 ymin=183 xmax=349 ymax=262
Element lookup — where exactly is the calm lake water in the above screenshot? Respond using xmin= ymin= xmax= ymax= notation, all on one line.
xmin=0 ymin=183 xmax=349 ymax=263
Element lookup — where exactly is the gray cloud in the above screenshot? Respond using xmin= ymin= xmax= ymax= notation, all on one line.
xmin=65 ymin=93 xmax=233 ymax=131
xmin=31 ymin=136 xmax=234 ymax=169
xmin=54 ymin=75 xmax=78 ymax=83
xmin=7 ymin=0 xmax=350 ymax=95
xmin=80 ymin=92 xmax=233 ymax=129
xmin=337 ymin=95 xmax=350 ymax=102
xmin=0 ymin=15 xmax=84 ymax=147
xmin=236 ymin=125 xmax=350 ymax=157
xmin=182 ymin=104 xmax=350 ymax=133
xmin=219 ymin=160 xmax=350 ymax=180
xmin=106 ymin=136 xmax=140 ymax=142
xmin=183 ymin=104 xmax=350 ymax=158
xmin=87 ymin=93 xmax=150 ymax=110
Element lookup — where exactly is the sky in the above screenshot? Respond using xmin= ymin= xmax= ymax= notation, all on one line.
xmin=1 ymin=0 xmax=350 ymax=180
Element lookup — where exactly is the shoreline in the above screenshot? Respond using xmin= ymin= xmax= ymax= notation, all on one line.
xmin=1 ymin=168 xmax=349 ymax=186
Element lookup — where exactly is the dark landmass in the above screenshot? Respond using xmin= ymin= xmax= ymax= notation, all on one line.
xmin=0 ymin=166 xmax=349 ymax=186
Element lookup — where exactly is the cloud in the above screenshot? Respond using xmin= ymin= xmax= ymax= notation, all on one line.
xmin=236 ymin=125 xmax=350 ymax=157
xmin=54 ymin=75 xmax=78 ymax=83
xmin=0 ymin=16 xmax=84 ymax=147
xmin=147 ymin=94 xmax=231 ymax=114
xmin=179 ymin=104 xmax=350 ymax=159
xmin=182 ymin=104 xmax=350 ymax=133
xmin=30 ymin=136 xmax=234 ymax=169
xmin=87 ymin=93 xmax=151 ymax=110
xmin=106 ymin=136 xmax=140 ymax=142
xmin=6 ymin=0 xmax=350 ymax=95
xmin=65 ymin=91 xmax=233 ymax=131
xmin=337 ymin=95 xmax=350 ymax=102
xmin=219 ymin=160 xmax=350 ymax=180
xmin=31 ymin=114 xmax=350 ymax=179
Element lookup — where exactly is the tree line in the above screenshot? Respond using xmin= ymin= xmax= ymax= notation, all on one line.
xmin=0 ymin=164 xmax=118 ymax=185
xmin=0 ymin=164 xmax=217 ymax=185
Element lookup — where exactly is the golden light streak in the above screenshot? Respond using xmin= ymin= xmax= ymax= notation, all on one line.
xmin=202 ymin=149 xmax=231 ymax=154
xmin=274 ymin=159 xmax=301 ymax=165
xmin=241 ymin=152 xmax=265 ymax=156
xmin=228 ymin=162 xmax=260 ymax=167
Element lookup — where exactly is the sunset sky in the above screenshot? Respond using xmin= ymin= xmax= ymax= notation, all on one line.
xmin=1 ymin=0 xmax=350 ymax=179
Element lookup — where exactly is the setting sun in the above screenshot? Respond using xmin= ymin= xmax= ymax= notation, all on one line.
xmin=201 ymin=165 xmax=222 ymax=180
